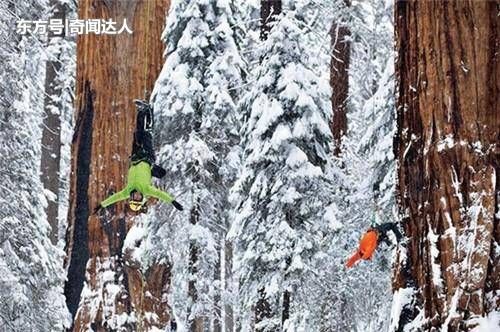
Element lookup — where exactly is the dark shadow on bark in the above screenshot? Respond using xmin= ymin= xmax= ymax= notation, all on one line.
xmin=64 ymin=81 xmax=94 ymax=322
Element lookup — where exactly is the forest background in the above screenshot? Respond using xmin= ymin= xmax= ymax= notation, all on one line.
xmin=0 ymin=0 xmax=497 ymax=331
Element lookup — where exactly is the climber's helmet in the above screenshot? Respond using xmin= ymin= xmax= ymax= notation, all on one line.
xmin=129 ymin=190 xmax=144 ymax=212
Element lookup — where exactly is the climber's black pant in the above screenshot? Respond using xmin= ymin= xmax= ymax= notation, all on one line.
xmin=130 ymin=104 xmax=166 ymax=179
xmin=374 ymin=223 xmax=403 ymax=245
xmin=131 ymin=105 xmax=155 ymax=165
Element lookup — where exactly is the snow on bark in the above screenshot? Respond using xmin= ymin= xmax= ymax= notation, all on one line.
xmin=329 ymin=0 xmax=350 ymax=156
xmin=64 ymin=1 xmax=171 ymax=331
xmin=393 ymin=1 xmax=499 ymax=330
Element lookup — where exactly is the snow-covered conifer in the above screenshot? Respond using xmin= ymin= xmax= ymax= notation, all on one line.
xmin=0 ymin=1 xmax=70 ymax=330
xmin=147 ymin=0 xmax=244 ymax=328
xmin=229 ymin=9 xmax=337 ymax=330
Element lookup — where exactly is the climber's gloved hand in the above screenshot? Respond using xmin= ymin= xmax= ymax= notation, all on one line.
xmin=172 ymin=200 xmax=184 ymax=211
xmin=93 ymin=205 xmax=109 ymax=219
xmin=93 ymin=205 xmax=103 ymax=215
xmin=134 ymin=99 xmax=152 ymax=111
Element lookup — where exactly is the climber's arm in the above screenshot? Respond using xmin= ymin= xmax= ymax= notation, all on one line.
xmin=100 ymin=186 xmax=132 ymax=208
xmin=146 ymin=186 xmax=184 ymax=211
xmin=146 ymin=185 xmax=175 ymax=204
xmin=389 ymin=223 xmax=403 ymax=241
xmin=346 ymin=251 xmax=362 ymax=268
xmin=375 ymin=222 xmax=403 ymax=245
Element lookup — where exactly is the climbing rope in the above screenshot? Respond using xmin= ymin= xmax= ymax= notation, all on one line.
xmin=142 ymin=0 xmax=151 ymax=99
xmin=137 ymin=3 xmax=152 ymax=331
xmin=371 ymin=199 xmax=382 ymax=227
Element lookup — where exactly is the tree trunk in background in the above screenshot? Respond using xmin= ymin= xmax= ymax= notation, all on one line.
xmin=281 ymin=291 xmax=290 ymax=324
xmin=214 ymin=247 xmax=222 ymax=332
xmin=188 ymin=196 xmax=204 ymax=332
xmin=255 ymin=288 xmax=272 ymax=332
xmin=41 ymin=0 xmax=66 ymax=244
xmin=393 ymin=1 xmax=499 ymax=331
xmin=64 ymin=1 xmax=170 ymax=331
xmin=329 ymin=4 xmax=350 ymax=157
xmin=260 ymin=0 xmax=281 ymax=41
xmin=224 ymin=240 xmax=234 ymax=332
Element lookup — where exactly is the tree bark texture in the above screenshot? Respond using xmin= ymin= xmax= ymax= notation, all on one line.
xmin=214 ymin=247 xmax=222 ymax=332
xmin=329 ymin=10 xmax=350 ymax=157
xmin=188 ymin=196 xmax=204 ymax=332
xmin=393 ymin=1 xmax=499 ymax=331
xmin=64 ymin=1 xmax=170 ymax=331
xmin=224 ymin=240 xmax=234 ymax=332
xmin=260 ymin=0 xmax=281 ymax=41
xmin=255 ymin=287 xmax=273 ymax=332
xmin=41 ymin=0 xmax=66 ymax=244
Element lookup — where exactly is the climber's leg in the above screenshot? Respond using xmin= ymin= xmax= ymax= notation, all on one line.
xmin=384 ymin=223 xmax=403 ymax=242
xmin=131 ymin=101 xmax=155 ymax=164
xmin=375 ymin=223 xmax=403 ymax=245
xmin=152 ymin=164 xmax=167 ymax=178
xmin=134 ymin=99 xmax=154 ymax=131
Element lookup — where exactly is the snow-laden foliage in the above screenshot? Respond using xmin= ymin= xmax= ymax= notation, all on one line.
xmin=0 ymin=1 xmax=70 ymax=330
xmin=142 ymin=0 xmax=398 ymax=330
xmin=146 ymin=0 xmax=244 ymax=328
xmin=228 ymin=10 xmax=339 ymax=331
xmin=289 ymin=0 xmax=396 ymax=330
xmin=338 ymin=0 xmax=396 ymax=329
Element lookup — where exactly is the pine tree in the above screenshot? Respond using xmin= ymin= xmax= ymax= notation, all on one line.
xmin=295 ymin=1 xmax=396 ymax=330
xmin=149 ymin=0 xmax=244 ymax=329
xmin=229 ymin=10 xmax=336 ymax=331
xmin=0 ymin=1 xmax=70 ymax=330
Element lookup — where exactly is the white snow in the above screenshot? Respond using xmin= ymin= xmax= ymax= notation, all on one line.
xmin=286 ymin=147 xmax=308 ymax=168
xmin=443 ymin=289 xmax=461 ymax=332
xmin=470 ymin=311 xmax=500 ymax=332
xmin=271 ymin=124 xmax=292 ymax=146
xmin=43 ymin=188 xmax=57 ymax=202
xmin=323 ymin=204 xmax=342 ymax=230
xmin=427 ymin=226 xmax=443 ymax=289
xmin=389 ymin=287 xmax=415 ymax=331
xmin=437 ymin=134 xmax=455 ymax=152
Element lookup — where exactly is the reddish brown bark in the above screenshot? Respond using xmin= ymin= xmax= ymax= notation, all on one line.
xmin=393 ymin=1 xmax=499 ymax=331
xmin=329 ymin=15 xmax=350 ymax=157
xmin=64 ymin=1 xmax=170 ymax=331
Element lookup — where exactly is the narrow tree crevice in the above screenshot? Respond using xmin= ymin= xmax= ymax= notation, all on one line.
xmin=64 ymin=81 xmax=94 ymax=322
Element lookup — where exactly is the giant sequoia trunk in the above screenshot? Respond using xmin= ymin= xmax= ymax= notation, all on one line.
xmin=64 ymin=1 xmax=170 ymax=330
xmin=393 ymin=1 xmax=499 ymax=331
xmin=40 ymin=0 xmax=66 ymax=244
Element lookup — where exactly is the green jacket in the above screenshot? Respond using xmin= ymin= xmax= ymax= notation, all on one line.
xmin=100 ymin=161 xmax=174 ymax=208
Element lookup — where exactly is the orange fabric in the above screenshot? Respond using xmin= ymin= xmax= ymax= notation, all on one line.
xmin=346 ymin=229 xmax=380 ymax=268
xmin=359 ymin=230 xmax=378 ymax=259
xmin=346 ymin=251 xmax=362 ymax=268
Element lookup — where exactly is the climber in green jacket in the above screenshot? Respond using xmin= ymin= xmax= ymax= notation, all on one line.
xmin=95 ymin=100 xmax=183 ymax=214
